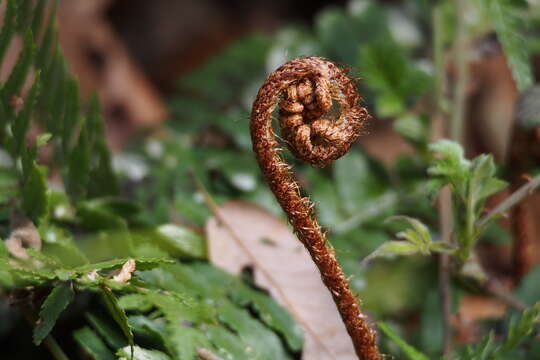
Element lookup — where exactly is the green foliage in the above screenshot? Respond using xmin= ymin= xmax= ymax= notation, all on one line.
xmin=456 ymin=302 xmax=540 ymax=359
xmin=100 ymin=286 xmax=135 ymax=354
xmin=364 ymin=216 xmax=455 ymax=264
xmin=33 ymin=282 xmax=74 ymax=345
xmin=479 ymin=0 xmax=533 ymax=91
xmin=0 ymin=3 xmax=302 ymax=360
xmin=378 ymin=321 xmax=430 ymax=360
xmin=117 ymin=346 xmax=171 ymax=360
xmin=73 ymin=327 xmax=117 ymax=360
xmin=21 ymin=161 xmax=48 ymax=222
xmin=428 ymin=140 xmax=507 ymax=262
xmin=360 ymin=41 xmax=430 ymax=117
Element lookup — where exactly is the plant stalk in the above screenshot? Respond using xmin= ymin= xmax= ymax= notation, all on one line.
xmin=432 ymin=3 xmax=453 ymax=357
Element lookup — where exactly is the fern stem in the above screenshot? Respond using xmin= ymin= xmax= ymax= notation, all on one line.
xmin=250 ymin=57 xmax=379 ymax=360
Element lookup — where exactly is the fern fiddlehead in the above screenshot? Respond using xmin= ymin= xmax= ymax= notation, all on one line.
xmin=250 ymin=57 xmax=380 ymax=360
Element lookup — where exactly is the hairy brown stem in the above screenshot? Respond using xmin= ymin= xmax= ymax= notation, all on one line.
xmin=250 ymin=57 xmax=380 ymax=360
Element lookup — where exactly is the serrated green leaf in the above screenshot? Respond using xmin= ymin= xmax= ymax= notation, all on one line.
xmin=73 ymin=326 xmax=116 ymax=360
xmin=30 ymin=0 xmax=46 ymax=37
xmin=118 ymin=294 xmax=153 ymax=312
xmin=33 ymin=282 xmax=74 ymax=345
xmin=428 ymin=139 xmax=470 ymax=181
xmin=386 ymin=216 xmax=432 ymax=247
xmin=364 ymin=241 xmax=421 ymax=265
xmin=74 ymin=257 xmax=173 ymax=274
xmin=10 ymin=267 xmax=57 ymax=284
xmin=429 ymin=241 xmax=457 ymax=254
xmin=514 ymin=264 xmax=540 ymax=306
xmin=3 ymin=29 xmax=35 ymax=99
xmin=36 ymin=132 xmax=52 ymax=147
xmin=166 ymin=325 xmax=212 ymax=360
xmin=480 ymin=0 xmax=533 ymax=91
xmin=217 ymin=300 xmax=289 ymax=360
xmin=334 ymin=149 xmax=389 ymax=216
xmin=476 ymin=178 xmax=507 ymax=202
xmin=359 ymin=39 xmax=431 ymax=117
xmin=40 ymin=223 xmax=89 ymax=267
xmin=25 ymin=248 xmax=61 ymax=267
xmin=100 ymin=286 xmax=134 ymax=353
xmin=205 ymin=324 xmax=253 ymax=360
xmin=61 ymin=78 xmax=79 ymax=153
xmin=12 ymin=72 xmax=41 ymax=156
xmin=117 ymin=346 xmax=171 ymax=360
xmin=32 ymin=0 xmax=58 ymax=69
xmin=127 ymin=315 xmax=167 ymax=345
xmin=0 ymin=0 xmax=17 ymax=61
xmin=154 ymin=224 xmax=206 ymax=259
xmin=21 ymin=161 xmax=48 ymax=223
xmin=501 ymin=302 xmax=540 ymax=352
xmin=0 ymin=238 xmax=8 ymax=259
xmin=378 ymin=321 xmax=429 ymax=360
xmin=86 ymin=96 xmax=118 ymax=198
xmin=15 ymin=0 xmax=34 ymax=31
xmin=86 ymin=312 xmax=127 ymax=350
xmin=66 ymin=122 xmax=90 ymax=202
xmin=232 ymin=283 xmax=304 ymax=351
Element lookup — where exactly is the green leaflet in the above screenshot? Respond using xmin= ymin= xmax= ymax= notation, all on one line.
xmin=217 ymin=299 xmax=290 ymax=360
xmin=117 ymin=346 xmax=171 ymax=360
xmin=204 ymin=324 xmax=253 ymax=360
xmin=100 ymin=286 xmax=135 ymax=354
xmin=33 ymin=282 xmax=74 ymax=345
xmin=231 ymin=281 xmax=303 ymax=352
xmin=479 ymin=0 xmax=533 ymax=92
xmin=66 ymin=121 xmax=90 ymax=202
xmin=378 ymin=322 xmax=429 ymax=360
xmin=3 ymin=29 xmax=35 ymax=99
xmin=73 ymin=327 xmax=116 ymax=360
xmin=0 ymin=0 xmax=17 ymax=61
xmin=11 ymin=72 xmax=41 ymax=157
xmin=153 ymin=224 xmax=206 ymax=259
xmin=21 ymin=161 xmax=48 ymax=223
xmin=86 ymin=312 xmax=128 ymax=351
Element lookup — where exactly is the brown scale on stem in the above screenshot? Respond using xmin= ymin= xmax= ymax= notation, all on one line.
xmin=250 ymin=57 xmax=380 ymax=360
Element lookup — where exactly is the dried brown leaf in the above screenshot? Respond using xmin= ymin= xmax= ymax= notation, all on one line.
xmin=206 ymin=201 xmax=357 ymax=360
xmin=112 ymin=258 xmax=136 ymax=283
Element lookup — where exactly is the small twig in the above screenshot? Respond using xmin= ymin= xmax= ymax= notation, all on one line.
xmin=477 ymin=173 xmax=540 ymax=227
xmin=438 ymin=187 xmax=453 ymax=358
xmin=191 ymin=173 xmax=337 ymax=360
xmin=196 ymin=348 xmax=224 ymax=360
xmin=432 ymin=4 xmax=453 ymax=357
xmin=450 ymin=0 xmax=470 ymax=143
xmin=482 ymin=278 xmax=527 ymax=311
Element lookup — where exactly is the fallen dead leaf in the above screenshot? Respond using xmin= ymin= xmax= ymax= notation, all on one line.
xmin=112 ymin=258 xmax=136 ymax=283
xmin=206 ymin=201 xmax=357 ymax=360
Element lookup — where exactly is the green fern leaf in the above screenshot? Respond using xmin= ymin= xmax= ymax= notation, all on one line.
xmin=22 ymin=161 xmax=48 ymax=222
xmin=73 ymin=327 xmax=116 ymax=360
xmin=33 ymin=282 xmax=74 ymax=345
xmin=11 ymin=72 xmax=40 ymax=156
xmin=0 ymin=0 xmax=17 ymax=61
xmin=480 ymin=0 xmax=533 ymax=91
xmin=3 ymin=29 xmax=36 ymax=99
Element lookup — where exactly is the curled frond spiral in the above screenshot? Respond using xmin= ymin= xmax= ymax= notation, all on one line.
xmin=250 ymin=57 xmax=379 ymax=360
